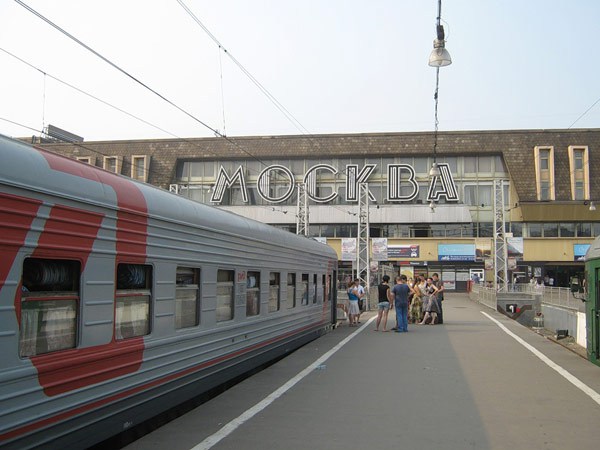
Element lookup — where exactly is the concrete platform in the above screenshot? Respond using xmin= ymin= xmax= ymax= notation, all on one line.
xmin=125 ymin=293 xmax=600 ymax=450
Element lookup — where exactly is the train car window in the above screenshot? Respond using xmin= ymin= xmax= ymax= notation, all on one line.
xmin=312 ymin=274 xmax=318 ymax=304
xmin=216 ymin=270 xmax=234 ymax=322
xmin=287 ymin=273 xmax=296 ymax=309
xmin=115 ymin=264 xmax=152 ymax=339
xmin=269 ymin=272 xmax=280 ymax=312
xmin=323 ymin=274 xmax=330 ymax=304
xmin=176 ymin=267 xmax=200 ymax=328
xmin=19 ymin=258 xmax=80 ymax=357
xmin=301 ymin=274 xmax=309 ymax=305
xmin=246 ymin=271 xmax=260 ymax=317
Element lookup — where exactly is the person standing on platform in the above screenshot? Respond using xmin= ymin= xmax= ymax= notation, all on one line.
xmin=419 ymin=277 xmax=440 ymax=325
xmin=408 ymin=277 xmax=423 ymax=324
xmin=347 ymin=280 xmax=360 ymax=327
xmin=375 ymin=275 xmax=393 ymax=331
xmin=355 ymin=278 xmax=365 ymax=323
xmin=432 ymin=273 xmax=445 ymax=324
xmin=391 ymin=275 xmax=413 ymax=333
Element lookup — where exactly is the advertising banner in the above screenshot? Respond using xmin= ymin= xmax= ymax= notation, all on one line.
xmin=438 ymin=244 xmax=476 ymax=261
xmin=574 ymin=244 xmax=591 ymax=261
xmin=507 ymin=237 xmax=524 ymax=258
xmin=341 ymin=238 xmax=357 ymax=261
xmin=372 ymin=238 xmax=388 ymax=261
xmin=388 ymin=244 xmax=420 ymax=259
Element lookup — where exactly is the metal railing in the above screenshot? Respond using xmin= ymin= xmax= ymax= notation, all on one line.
xmin=470 ymin=283 xmax=586 ymax=313
xmin=470 ymin=283 xmax=497 ymax=310
xmin=534 ymin=285 xmax=586 ymax=312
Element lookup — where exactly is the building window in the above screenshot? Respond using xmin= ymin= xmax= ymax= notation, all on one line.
xmin=269 ymin=272 xmax=281 ymax=312
xmin=103 ymin=156 xmax=122 ymax=174
xmin=131 ymin=155 xmax=149 ymax=182
xmin=76 ymin=156 xmax=93 ymax=164
xmin=568 ymin=146 xmax=589 ymax=201
xmin=246 ymin=271 xmax=260 ymax=317
xmin=216 ymin=270 xmax=234 ymax=322
xmin=534 ymin=146 xmax=555 ymax=201
xmin=577 ymin=223 xmax=592 ymax=237
xmin=175 ymin=267 xmax=200 ymax=328
xmin=559 ymin=223 xmax=575 ymax=237
xmin=543 ymin=223 xmax=559 ymax=237
xmin=19 ymin=258 xmax=79 ymax=357
xmin=116 ymin=264 xmax=152 ymax=339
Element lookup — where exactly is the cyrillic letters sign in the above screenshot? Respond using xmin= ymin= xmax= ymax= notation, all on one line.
xmin=210 ymin=162 xmax=458 ymax=204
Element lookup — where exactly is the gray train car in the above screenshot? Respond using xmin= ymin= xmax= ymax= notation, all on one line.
xmin=0 ymin=134 xmax=338 ymax=449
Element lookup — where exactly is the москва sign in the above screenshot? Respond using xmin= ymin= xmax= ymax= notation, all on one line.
xmin=210 ymin=163 xmax=459 ymax=204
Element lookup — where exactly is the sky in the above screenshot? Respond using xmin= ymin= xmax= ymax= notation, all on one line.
xmin=1 ymin=0 xmax=599 ymax=141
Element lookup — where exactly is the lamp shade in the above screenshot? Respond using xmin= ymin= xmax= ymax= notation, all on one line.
xmin=429 ymin=46 xmax=452 ymax=67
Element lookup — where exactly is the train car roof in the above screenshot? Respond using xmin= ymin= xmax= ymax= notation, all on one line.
xmin=0 ymin=134 xmax=337 ymax=259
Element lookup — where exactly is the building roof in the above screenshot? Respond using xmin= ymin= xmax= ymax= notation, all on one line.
xmin=39 ymin=128 xmax=600 ymax=205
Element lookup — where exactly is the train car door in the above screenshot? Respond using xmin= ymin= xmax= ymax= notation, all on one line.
xmin=331 ymin=270 xmax=337 ymax=324
xmin=590 ymin=267 xmax=600 ymax=364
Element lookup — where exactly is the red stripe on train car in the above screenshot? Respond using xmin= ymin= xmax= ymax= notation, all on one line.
xmin=30 ymin=204 xmax=104 ymax=265
xmin=0 ymin=193 xmax=43 ymax=324
xmin=0 ymin=193 xmax=42 ymax=290
xmin=0 ymin=321 xmax=326 ymax=443
xmin=31 ymin=338 xmax=144 ymax=397
xmin=38 ymin=149 xmax=148 ymax=264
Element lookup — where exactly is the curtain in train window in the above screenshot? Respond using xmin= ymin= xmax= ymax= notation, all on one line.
xmin=269 ymin=272 xmax=280 ymax=312
xmin=19 ymin=258 xmax=79 ymax=357
xmin=246 ymin=271 xmax=260 ymax=317
xmin=287 ymin=273 xmax=296 ymax=309
xmin=216 ymin=270 xmax=234 ymax=322
xmin=301 ymin=274 xmax=309 ymax=305
xmin=176 ymin=267 xmax=200 ymax=328
xmin=115 ymin=264 xmax=152 ymax=339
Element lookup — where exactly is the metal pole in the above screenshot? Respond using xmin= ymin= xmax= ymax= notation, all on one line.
xmin=357 ymin=183 xmax=370 ymax=309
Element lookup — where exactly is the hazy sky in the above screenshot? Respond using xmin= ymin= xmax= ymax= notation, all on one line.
xmin=1 ymin=0 xmax=599 ymax=141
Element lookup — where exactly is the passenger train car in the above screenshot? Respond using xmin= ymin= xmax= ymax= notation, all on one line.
xmin=584 ymin=237 xmax=600 ymax=367
xmin=0 ymin=134 xmax=338 ymax=449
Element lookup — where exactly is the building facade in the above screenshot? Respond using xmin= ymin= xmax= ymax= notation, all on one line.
xmin=41 ymin=128 xmax=600 ymax=291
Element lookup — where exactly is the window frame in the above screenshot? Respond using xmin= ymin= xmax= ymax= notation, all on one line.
xmin=533 ymin=146 xmax=555 ymax=201
xmin=568 ymin=146 xmax=590 ymax=201
xmin=131 ymin=155 xmax=150 ymax=182
xmin=115 ymin=263 xmax=152 ymax=340
xmin=216 ymin=269 xmax=235 ymax=322
xmin=103 ymin=155 xmax=122 ymax=174
xmin=19 ymin=258 xmax=80 ymax=357
xmin=175 ymin=266 xmax=200 ymax=329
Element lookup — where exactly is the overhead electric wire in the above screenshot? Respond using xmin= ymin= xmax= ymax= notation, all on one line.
xmin=14 ymin=0 xmax=219 ymax=137
xmin=568 ymin=96 xmax=600 ymax=129
xmin=0 ymin=47 xmax=180 ymax=140
xmin=175 ymin=0 xmax=312 ymax=136
xmin=12 ymin=0 xmax=360 ymax=220
xmin=13 ymin=0 xmax=282 ymax=170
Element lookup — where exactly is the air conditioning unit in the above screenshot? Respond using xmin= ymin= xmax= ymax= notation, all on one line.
xmin=169 ymin=184 xmax=180 ymax=194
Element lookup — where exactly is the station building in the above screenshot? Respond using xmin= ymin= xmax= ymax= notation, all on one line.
xmin=40 ymin=128 xmax=600 ymax=291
